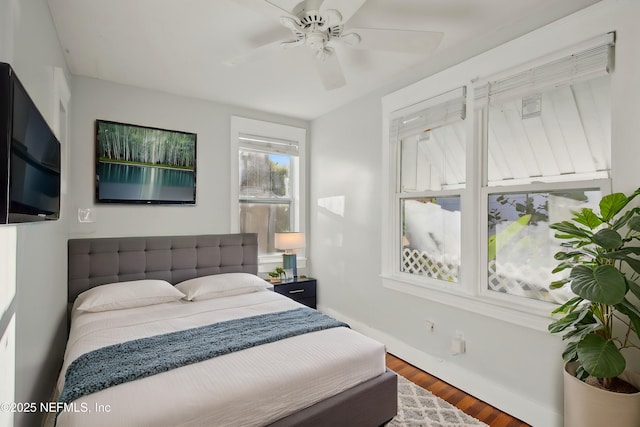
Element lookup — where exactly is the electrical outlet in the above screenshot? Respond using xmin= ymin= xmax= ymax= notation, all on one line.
xmin=451 ymin=331 xmax=465 ymax=355
xmin=451 ymin=337 xmax=465 ymax=355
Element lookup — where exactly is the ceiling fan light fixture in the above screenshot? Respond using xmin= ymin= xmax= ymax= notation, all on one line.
xmin=315 ymin=46 xmax=334 ymax=61
xmin=306 ymin=31 xmax=329 ymax=53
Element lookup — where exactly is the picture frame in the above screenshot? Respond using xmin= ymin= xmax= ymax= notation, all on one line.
xmin=95 ymin=120 xmax=197 ymax=205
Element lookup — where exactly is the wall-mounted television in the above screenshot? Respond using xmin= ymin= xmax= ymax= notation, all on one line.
xmin=95 ymin=120 xmax=197 ymax=205
xmin=0 ymin=62 xmax=61 ymax=224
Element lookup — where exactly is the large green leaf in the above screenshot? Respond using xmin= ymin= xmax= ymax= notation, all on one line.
xmin=599 ymin=193 xmax=629 ymax=222
xmin=591 ymin=229 xmax=622 ymax=250
xmin=549 ymin=310 xmax=585 ymax=334
xmin=629 ymin=215 xmax=640 ymax=232
xmin=560 ymin=240 xmax=590 ymax=249
xmin=554 ymin=251 xmax=587 ymax=261
xmin=623 ymin=256 xmax=640 ymax=275
xmin=551 ymin=296 xmax=583 ymax=315
xmin=562 ymin=341 xmax=579 ymax=363
xmin=627 ymin=189 xmax=640 ymax=205
xmin=612 ymin=210 xmax=636 ymax=231
xmin=564 ymin=323 xmax=599 ymax=341
xmin=550 ymin=221 xmax=592 ymax=239
xmin=599 ymin=247 xmax=640 ymax=259
xmin=576 ymin=334 xmax=625 ymax=378
xmin=575 ymin=364 xmax=590 ymax=381
xmin=552 ymin=262 xmax=573 ymax=274
xmin=550 ymin=278 xmax=570 ymax=289
xmin=570 ymin=265 xmax=627 ymax=305
xmin=572 ymin=208 xmax=603 ymax=230
xmin=626 ymin=279 xmax=640 ymax=301
xmin=549 ymin=305 xmax=594 ymax=335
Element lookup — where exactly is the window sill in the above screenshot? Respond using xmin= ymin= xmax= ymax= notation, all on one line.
xmin=380 ymin=273 xmax=553 ymax=332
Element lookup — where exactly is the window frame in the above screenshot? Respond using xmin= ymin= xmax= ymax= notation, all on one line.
xmin=381 ymin=34 xmax=614 ymax=331
xmin=393 ymin=88 xmax=467 ymax=287
xmin=230 ymin=116 xmax=307 ymax=272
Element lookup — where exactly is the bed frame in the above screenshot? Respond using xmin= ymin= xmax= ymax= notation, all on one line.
xmin=67 ymin=233 xmax=397 ymax=426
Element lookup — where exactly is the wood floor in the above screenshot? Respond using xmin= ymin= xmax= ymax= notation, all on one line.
xmin=386 ymin=353 xmax=530 ymax=427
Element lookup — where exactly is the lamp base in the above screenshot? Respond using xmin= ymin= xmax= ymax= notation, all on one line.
xmin=282 ymin=253 xmax=297 ymax=278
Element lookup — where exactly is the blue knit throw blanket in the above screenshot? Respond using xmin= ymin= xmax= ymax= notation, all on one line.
xmin=58 ymin=307 xmax=348 ymax=408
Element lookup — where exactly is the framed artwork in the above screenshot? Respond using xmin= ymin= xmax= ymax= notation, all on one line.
xmin=95 ymin=120 xmax=197 ymax=205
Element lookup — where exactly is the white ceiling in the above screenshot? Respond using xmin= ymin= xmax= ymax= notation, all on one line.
xmin=47 ymin=0 xmax=601 ymax=120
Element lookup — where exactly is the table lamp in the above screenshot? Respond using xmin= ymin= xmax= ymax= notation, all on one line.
xmin=274 ymin=232 xmax=305 ymax=278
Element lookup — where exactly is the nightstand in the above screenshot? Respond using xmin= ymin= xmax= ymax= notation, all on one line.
xmin=272 ymin=277 xmax=317 ymax=309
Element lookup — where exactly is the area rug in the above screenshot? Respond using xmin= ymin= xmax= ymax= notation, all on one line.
xmin=388 ymin=376 xmax=489 ymax=427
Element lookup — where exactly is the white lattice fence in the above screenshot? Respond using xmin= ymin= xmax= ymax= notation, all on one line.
xmin=401 ymin=250 xmax=569 ymax=303
xmin=402 ymin=248 xmax=459 ymax=282
xmin=487 ymin=259 xmax=567 ymax=303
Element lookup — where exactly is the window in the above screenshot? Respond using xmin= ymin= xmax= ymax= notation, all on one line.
xmin=382 ymin=33 xmax=615 ymax=324
xmin=401 ymin=196 xmax=461 ymax=281
xmin=477 ymin=41 xmax=613 ymax=187
xmin=486 ymin=188 xmax=603 ymax=304
xmin=230 ymin=117 xmax=306 ymax=267
xmin=239 ymin=137 xmax=296 ymax=253
xmin=477 ymin=33 xmax=614 ymax=305
xmin=390 ymin=87 xmax=466 ymax=284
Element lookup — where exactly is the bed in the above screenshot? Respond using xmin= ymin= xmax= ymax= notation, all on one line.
xmin=56 ymin=233 xmax=397 ymax=426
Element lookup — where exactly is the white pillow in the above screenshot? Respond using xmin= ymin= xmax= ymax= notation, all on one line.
xmin=75 ymin=279 xmax=186 ymax=312
xmin=176 ymin=273 xmax=268 ymax=301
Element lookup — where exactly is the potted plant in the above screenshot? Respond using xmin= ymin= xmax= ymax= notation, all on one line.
xmin=268 ymin=267 xmax=287 ymax=284
xmin=549 ymin=188 xmax=640 ymax=426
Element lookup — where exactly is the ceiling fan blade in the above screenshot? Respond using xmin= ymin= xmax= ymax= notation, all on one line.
xmin=302 ymin=0 xmax=325 ymax=12
xmin=231 ymin=0 xmax=298 ymax=24
xmin=320 ymin=0 xmax=367 ymax=24
xmin=346 ymin=28 xmax=443 ymax=54
xmin=222 ymin=39 xmax=285 ymax=67
xmin=314 ymin=50 xmax=346 ymax=90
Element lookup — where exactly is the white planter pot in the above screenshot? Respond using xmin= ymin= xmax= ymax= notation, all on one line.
xmin=564 ymin=362 xmax=640 ymax=427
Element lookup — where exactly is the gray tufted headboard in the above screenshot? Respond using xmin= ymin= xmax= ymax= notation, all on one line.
xmin=67 ymin=233 xmax=258 ymax=303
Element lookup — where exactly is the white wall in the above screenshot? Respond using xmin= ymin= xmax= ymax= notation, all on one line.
xmin=1 ymin=1 xmax=635 ymax=426
xmin=310 ymin=1 xmax=640 ymax=426
xmin=0 ymin=226 xmax=16 ymax=427
xmin=0 ymin=1 xmax=71 ymax=427
xmin=68 ymin=76 xmax=309 ymax=238
xmin=0 ymin=3 xmax=311 ymax=427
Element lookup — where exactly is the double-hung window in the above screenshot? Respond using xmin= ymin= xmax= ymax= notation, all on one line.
xmin=230 ymin=117 xmax=306 ymax=266
xmin=476 ymin=33 xmax=614 ymax=306
xmin=383 ymin=32 xmax=615 ymax=323
xmin=390 ymin=87 xmax=467 ymax=284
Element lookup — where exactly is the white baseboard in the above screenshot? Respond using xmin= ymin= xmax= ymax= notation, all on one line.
xmin=319 ymin=305 xmax=562 ymax=427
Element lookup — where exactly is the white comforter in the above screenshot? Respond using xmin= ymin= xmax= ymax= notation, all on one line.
xmin=55 ymin=290 xmax=386 ymax=427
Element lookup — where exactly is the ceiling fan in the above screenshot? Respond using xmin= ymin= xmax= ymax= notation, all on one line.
xmin=226 ymin=0 xmax=444 ymax=90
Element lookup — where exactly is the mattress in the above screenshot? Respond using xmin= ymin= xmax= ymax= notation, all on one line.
xmin=55 ymin=289 xmax=386 ymax=427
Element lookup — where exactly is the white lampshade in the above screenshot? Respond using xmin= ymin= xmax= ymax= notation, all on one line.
xmin=275 ymin=232 xmax=305 ymax=251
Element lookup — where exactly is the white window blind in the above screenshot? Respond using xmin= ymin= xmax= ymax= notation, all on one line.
xmin=239 ymin=133 xmax=299 ymax=156
xmin=475 ymin=32 xmax=614 ymax=107
xmin=390 ymin=86 xmax=466 ymax=142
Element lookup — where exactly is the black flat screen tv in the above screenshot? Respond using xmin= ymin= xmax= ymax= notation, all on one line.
xmin=95 ymin=120 xmax=197 ymax=205
xmin=0 ymin=62 xmax=61 ymax=224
